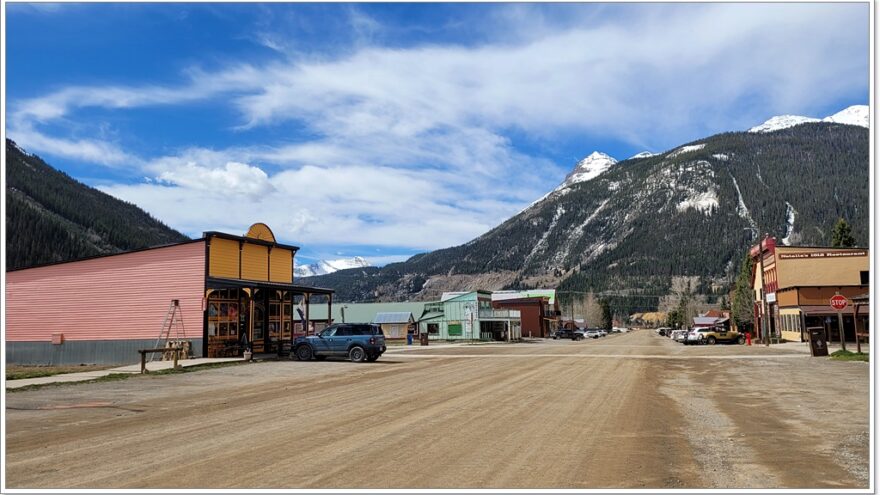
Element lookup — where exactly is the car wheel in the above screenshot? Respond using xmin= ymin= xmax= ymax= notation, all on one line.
xmin=737 ymin=335 xmax=745 ymax=345
xmin=706 ymin=336 xmax=716 ymax=345
xmin=366 ymin=354 xmax=379 ymax=362
xmin=295 ymin=345 xmax=313 ymax=361
xmin=349 ymin=346 xmax=366 ymax=363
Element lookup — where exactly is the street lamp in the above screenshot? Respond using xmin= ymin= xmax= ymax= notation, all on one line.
xmin=341 ymin=305 xmax=348 ymax=323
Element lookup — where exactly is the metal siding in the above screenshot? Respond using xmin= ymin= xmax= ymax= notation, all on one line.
xmin=269 ymin=247 xmax=293 ymax=283
xmin=241 ymin=243 xmax=269 ymax=281
xmin=6 ymin=241 xmax=205 ymax=342
xmin=208 ymin=237 xmax=240 ymax=278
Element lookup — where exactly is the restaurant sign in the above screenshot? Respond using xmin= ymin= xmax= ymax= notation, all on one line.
xmin=778 ymin=250 xmax=868 ymax=260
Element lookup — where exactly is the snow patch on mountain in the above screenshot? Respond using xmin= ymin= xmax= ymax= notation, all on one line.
xmin=823 ymin=105 xmax=869 ymax=128
xmin=10 ymin=141 xmax=33 ymax=157
xmin=523 ymin=204 xmax=566 ymax=268
xmin=781 ymin=202 xmax=798 ymax=246
xmin=729 ymin=173 xmax=758 ymax=235
xmin=749 ymin=105 xmax=868 ymax=133
xmin=749 ymin=115 xmax=820 ymax=133
xmin=711 ymin=153 xmax=729 ymax=161
xmin=676 ymin=190 xmax=718 ymax=215
xmin=555 ymin=152 xmax=618 ymax=191
xmin=629 ymin=151 xmax=657 ymax=160
xmin=295 ymin=256 xmax=370 ymax=278
xmin=668 ymin=144 xmax=705 ymax=158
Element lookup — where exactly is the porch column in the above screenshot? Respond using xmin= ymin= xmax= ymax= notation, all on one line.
xmin=328 ymin=292 xmax=333 ymax=328
xmin=305 ymin=293 xmax=311 ymax=335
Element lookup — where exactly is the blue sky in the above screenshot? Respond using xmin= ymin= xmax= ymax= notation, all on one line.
xmin=5 ymin=3 xmax=869 ymax=267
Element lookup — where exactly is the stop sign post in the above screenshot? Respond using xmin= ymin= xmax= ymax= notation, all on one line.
xmin=831 ymin=294 xmax=848 ymax=351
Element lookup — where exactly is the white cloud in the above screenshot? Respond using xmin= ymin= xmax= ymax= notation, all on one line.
xmin=156 ymin=161 xmax=275 ymax=198
xmin=12 ymin=3 xmax=869 ymax=253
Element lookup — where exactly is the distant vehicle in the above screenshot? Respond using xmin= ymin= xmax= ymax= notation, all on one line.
xmin=611 ymin=327 xmax=628 ymax=333
xmin=671 ymin=330 xmax=688 ymax=342
xmin=585 ymin=329 xmax=601 ymax=339
xmin=293 ymin=323 xmax=386 ymax=362
xmin=598 ymin=329 xmax=608 ymax=337
xmin=572 ymin=330 xmax=587 ymax=341
xmin=656 ymin=327 xmax=670 ymax=336
xmin=553 ymin=329 xmax=575 ymax=340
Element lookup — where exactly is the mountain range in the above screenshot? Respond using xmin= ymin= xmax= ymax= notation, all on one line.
xmin=301 ymin=106 xmax=869 ymax=311
xmin=294 ymin=256 xmax=371 ymax=278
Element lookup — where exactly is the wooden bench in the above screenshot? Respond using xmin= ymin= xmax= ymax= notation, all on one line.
xmin=138 ymin=347 xmax=182 ymax=374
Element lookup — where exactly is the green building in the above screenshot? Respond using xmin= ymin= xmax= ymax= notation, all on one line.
xmin=419 ymin=291 xmax=521 ymax=341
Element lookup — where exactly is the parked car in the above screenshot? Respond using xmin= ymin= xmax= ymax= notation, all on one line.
xmin=585 ymin=329 xmax=601 ymax=339
xmin=572 ymin=330 xmax=587 ymax=341
xmin=685 ymin=328 xmax=705 ymax=345
xmin=598 ymin=329 xmax=608 ymax=337
xmin=553 ymin=329 xmax=575 ymax=340
xmin=699 ymin=326 xmax=745 ymax=345
xmin=656 ymin=327 xmax=670 ymax=336
xmin=671 ymin=330 xmax=688 ymax=343
xmin=293 ymin=323 xmax=387 ymax=362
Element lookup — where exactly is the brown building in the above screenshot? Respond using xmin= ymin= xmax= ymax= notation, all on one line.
xmin=492 ymin=295 xmax=560 ymax=338
xmin=750 ymin=236 xmax=869 ymax=343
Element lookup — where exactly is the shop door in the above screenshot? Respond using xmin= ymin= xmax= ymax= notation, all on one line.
xmin=252 ymin=300 xmax=266 ymax=353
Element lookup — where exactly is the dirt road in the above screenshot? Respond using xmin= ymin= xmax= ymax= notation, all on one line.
xmin=5 ymin=330 xmax=869 ymax=489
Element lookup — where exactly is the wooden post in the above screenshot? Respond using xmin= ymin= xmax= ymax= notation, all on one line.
xmin=173 ymin=347 xmax=180 ymax=369
xmin=305 ymin=292 xmax=311 ymax=335
xmin=837 ymin=311 xmax=846 ymax=352
xmin=140 ymin=351 xmax=147 ymax=374
xmin=853 ymin=303 xmax=860 ymax=354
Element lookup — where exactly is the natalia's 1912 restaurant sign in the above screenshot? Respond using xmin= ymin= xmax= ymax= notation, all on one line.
xmin=778 ymin=250 xmax=868 ymax=260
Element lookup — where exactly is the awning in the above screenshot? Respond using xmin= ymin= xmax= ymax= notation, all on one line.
xmin=206 ymin=276 xmax=334 ymax=295
xmin=799 ymin=305 xmax=870 ymax=316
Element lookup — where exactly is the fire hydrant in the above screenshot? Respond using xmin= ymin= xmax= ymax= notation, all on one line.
xmin=746 ymin=331 xmax=752 ymax=346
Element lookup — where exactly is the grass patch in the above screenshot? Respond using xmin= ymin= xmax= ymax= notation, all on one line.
xmin=148 ymin=360 xmax=249 ymax=375
xmin=7 ymin=360 xmax=250 ymax=392
xmin=830 ymin=350 xmax=870 ymax=362
xmin=6 ymin=364 xmax=113 ymax=381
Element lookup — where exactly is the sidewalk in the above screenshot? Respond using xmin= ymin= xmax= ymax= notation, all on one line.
xmin=6 ymin=357 xmax=244 ymax=390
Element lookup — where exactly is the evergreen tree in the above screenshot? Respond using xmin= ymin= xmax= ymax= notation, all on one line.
xmin=599 ymin=299 xmax=612 ymax=330
xmin=831 ymin=218 xmax=856 ymax=247
xmin=731 ymin=252 xmax=755 ymax=333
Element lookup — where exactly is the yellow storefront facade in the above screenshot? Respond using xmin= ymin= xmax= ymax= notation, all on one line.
xmin=751 ymin=236 xmax=869 ymax=343
xmin=203 ymin=223 xmax=334 ymax=357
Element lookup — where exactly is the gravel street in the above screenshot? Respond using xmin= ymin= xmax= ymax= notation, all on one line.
xmin=5 ymin=330 xmax=869 ymax=489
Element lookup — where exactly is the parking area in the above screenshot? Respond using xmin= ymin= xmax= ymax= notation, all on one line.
xmin=5 ymin=329 xmax=869 ymax=489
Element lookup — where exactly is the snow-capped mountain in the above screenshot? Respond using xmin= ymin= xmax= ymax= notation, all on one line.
xmin=295 ymin=256 xmax=370 ymax=278
xmin=749 ymin=105 xmax=868 ymax=133
xmin=823 ymin=105 xmax=870 ymax=127
xmin=306 ymin=122 xmax=867 ymax=303
xmin=556 ymin=151 xmax=618 ymax=190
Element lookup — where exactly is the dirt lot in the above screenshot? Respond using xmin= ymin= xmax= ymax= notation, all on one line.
xmin=5 ymin=330 xmax=869 ymax=489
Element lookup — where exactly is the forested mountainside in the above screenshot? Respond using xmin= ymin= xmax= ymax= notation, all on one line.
xmin=5 ymin=139 xmax=190 ymax=270
xmin=302 ymin=123 xmax=868 ymax=308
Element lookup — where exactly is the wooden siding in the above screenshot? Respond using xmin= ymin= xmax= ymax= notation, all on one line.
xmin=208 ymin=237 xmax=240 ymax=279
xmin=6 ymin=241 xmax=205 ymax=342
xmin=241 ymin=243 xmax=269 ymax=281
xmin=269 ymin=247 xmax=293 ymax=283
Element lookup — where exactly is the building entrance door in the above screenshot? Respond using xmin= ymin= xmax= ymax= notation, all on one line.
xmin=252 ymin=290 xmax=266 ymax=353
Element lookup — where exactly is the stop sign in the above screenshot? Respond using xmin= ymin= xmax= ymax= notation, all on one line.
xmin=830 ymin=295 xmax=848 ymax=311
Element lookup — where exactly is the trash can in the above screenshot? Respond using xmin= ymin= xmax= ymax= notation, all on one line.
xmin=808 ymin=327 xmax=828 ymax=357
xmin=420 ymin=333 xmax=429 ymax=346
xmin=407 ymin=333 xmax=413 ymax=345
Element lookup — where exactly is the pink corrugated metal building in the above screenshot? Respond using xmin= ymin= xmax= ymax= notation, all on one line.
xmin=6 ymin=224 xmax=334 ymax=365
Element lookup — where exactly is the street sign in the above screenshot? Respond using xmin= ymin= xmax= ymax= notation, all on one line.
xmin=830 ymin=295 xmax=849 ymax=311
